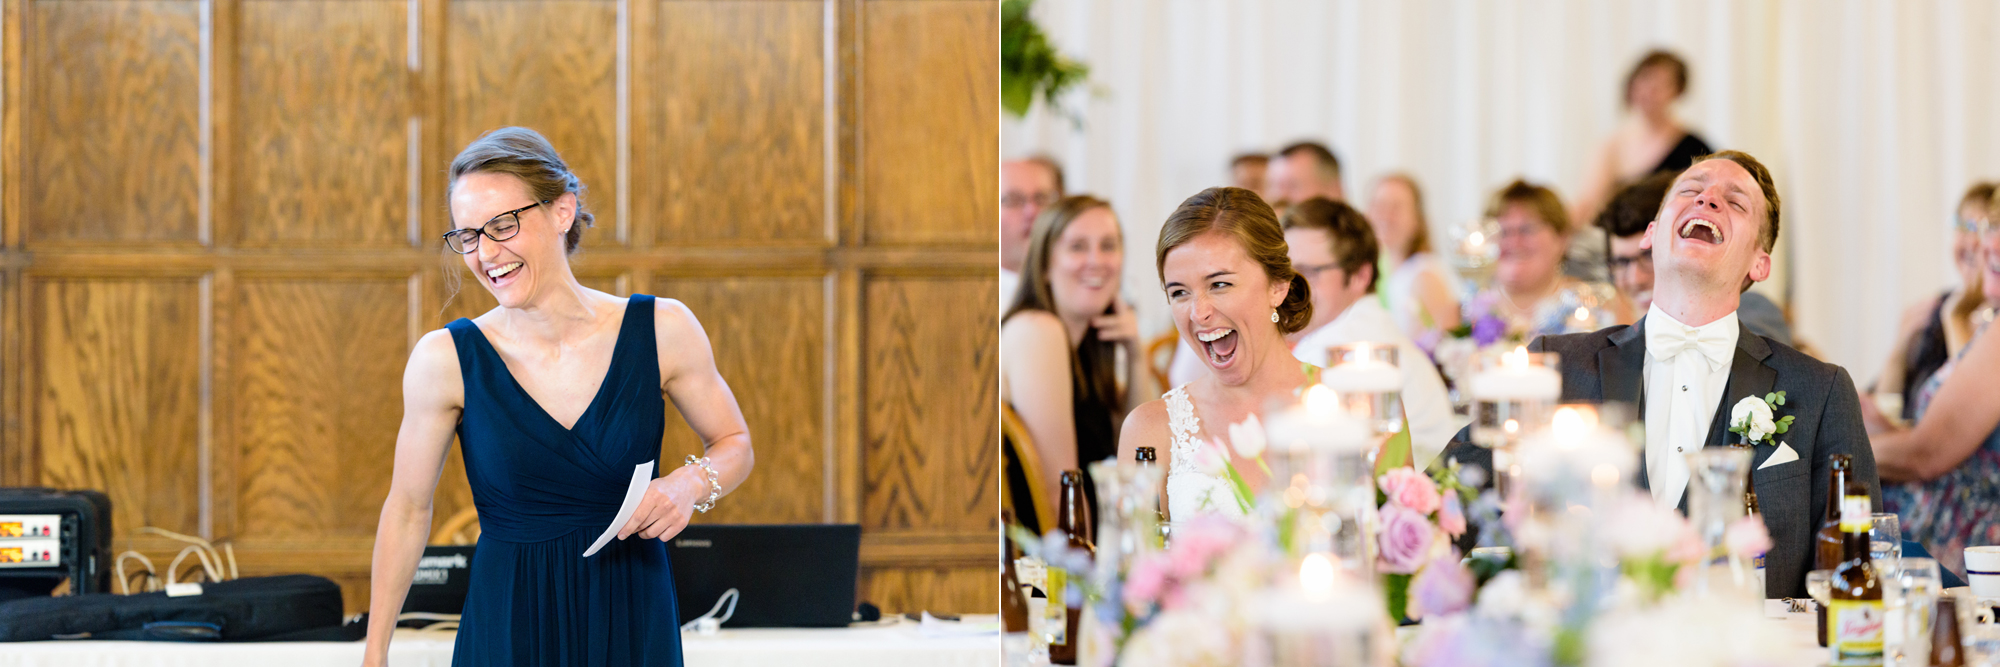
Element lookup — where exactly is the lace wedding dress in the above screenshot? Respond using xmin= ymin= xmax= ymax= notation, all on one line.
xmin=1162 ymin=384 xmax=1250 ymax=522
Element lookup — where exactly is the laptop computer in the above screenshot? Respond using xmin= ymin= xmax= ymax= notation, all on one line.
xmin=667 ymin=524 xmax=861 ymax=628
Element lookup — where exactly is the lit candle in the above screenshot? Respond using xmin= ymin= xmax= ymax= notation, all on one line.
xmin=1320 ymin=357 xmax=1401 ymax=393
xmin=1467 ymin=346 xmax=1561 ymax=401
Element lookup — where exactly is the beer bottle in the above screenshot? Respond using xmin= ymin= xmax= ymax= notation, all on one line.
xmin=1828 ymin=482 xmax=1884 ymax=666
xmin=1001 ymin=508 xmax=1029 ymax=633
xmin=1931 ymin=595 xmax=1964 ymax=667
xmin=1049 ymin=470 xmax=1096 ymax=665
xmin=1818 ymin=453 xmax=1855 ymax=646
xmin=1134 ymin=447 xmax=1167 ymax=544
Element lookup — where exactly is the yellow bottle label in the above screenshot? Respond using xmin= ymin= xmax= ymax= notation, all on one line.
xmin=1827 ymin=599 xmax=1885 ymax=665
xmin=1046 ymin=568 xmax=1069 ymax=645
xmin=1839 ymin=496 xmax=1872 ymax=533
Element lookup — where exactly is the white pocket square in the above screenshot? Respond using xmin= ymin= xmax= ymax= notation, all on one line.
xmin=1758 ymin=442 xmax=1800 ymax=469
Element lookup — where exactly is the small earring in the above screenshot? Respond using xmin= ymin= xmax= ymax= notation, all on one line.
xmin=1271 ymin=311 xmax=1280 ymax=323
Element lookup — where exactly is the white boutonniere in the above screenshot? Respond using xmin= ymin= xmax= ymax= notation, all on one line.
xmin=1728 ymin=391 xmax=1796 ymax=446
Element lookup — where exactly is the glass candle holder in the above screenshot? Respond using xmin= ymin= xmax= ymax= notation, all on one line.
xmin=1263 ymin=386 xmax=1374 ymax=573
xmin=1321 ymin=342 xmax=1405 ymax=443
xmin=1467 ymin=347 xmax=1561 ymax=500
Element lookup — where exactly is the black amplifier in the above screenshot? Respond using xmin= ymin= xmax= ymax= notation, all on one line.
xmin=0 ymin=488 xmax=112 ymax=600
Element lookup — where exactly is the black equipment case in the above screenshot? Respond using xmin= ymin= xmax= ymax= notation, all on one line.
xmin=0 ymin=574 xmax=346 ymax=642
xmin=0 ymin=488 xmax=113 ymax=599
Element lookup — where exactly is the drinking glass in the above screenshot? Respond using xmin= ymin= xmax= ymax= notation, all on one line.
xmin=1891 ymin=558 xmax=1942 ymax=665
xmin=1873 ymin=514 xmax=1904 ymax=577
xmin=1807 ymin=569 xmax=1833 ymax=608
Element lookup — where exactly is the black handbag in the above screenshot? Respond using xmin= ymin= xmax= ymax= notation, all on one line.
xmin=0 ymin=574 xmax=345 ymax=642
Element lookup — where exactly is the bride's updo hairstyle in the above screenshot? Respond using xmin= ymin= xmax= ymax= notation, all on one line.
xmin=1155 ymin=187 xmax=1313 ymax=335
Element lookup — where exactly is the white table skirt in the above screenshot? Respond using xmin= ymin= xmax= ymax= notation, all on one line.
xmin=0 ymin=621 xmax=999 ymax=667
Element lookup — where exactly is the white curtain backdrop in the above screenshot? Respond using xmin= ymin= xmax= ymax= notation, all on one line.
xmin=1003 ymin=0 xmax=2000 ymax=381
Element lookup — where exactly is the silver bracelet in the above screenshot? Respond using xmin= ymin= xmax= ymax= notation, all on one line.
xmin=685 ymin=455 xmax=721 ymax=513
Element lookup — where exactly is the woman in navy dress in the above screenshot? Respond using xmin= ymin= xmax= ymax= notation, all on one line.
xmin=362 ymin=127 xmax=755 ymax=666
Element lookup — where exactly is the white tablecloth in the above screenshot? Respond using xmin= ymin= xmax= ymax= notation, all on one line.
xmin=0 ymin=620 xmax=999 ymax=667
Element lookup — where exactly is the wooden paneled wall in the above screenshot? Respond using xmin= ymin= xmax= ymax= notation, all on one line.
xmin=0 ymin=0 xmax=998 ymax=615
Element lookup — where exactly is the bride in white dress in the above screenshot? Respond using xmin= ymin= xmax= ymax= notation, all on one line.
xmin=1118 ymin=187 xmax=1318 ymax=522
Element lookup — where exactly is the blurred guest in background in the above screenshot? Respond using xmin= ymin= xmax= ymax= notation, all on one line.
xmin=1867 ymin=198 xmax=2000 ymax=579
xmin=1571 ymin=50 xmax=1715 ymax=232
xmin=1598 ymin=171 xmax=1792 ymax=345
xmin=1001 ymin=156 xmax=1066 ymax=309
xmin=1472 ymin=179 xmax=1630 ymax=337
xmin=1366 ymin=173 xmax=1462 ymax=339
xmin=1231 ymin=153 xmax=1271 ymax=202
xmin=1268 ymin=141 xmax=1345 ymax=207
xmin=1283 ymin=198 xmax=1455 ymax=465
xmin=1869 ymin=182 xmax=1995 ymax=423
xmin=1002 ymin=196 xmax=1150 ymax=522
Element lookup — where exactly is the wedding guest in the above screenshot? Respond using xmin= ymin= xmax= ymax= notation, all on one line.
xmin=1269 ymin=141 xmax=1345 ymax=207
xmin=1438 ymin=150 xmax=1881 ymax=600
xmin=1870 ymin=183 xmax=1994 ymax=422
xmin=367 ymin=127 xmax=755 ymax=665
xmin=1002 ymin=196 xmax=1150 ymax=525
xmin=1119 ymin=187 xmax=1314 ymax=521
xmin=1598 ymin=171 xmax=1792 ymax=345
xmin=1570 ymin=50 xmax=1715 ymax=231
xmin=1283 ymin=198 xmax=1455 ymax=465
xmin=1231 ymin=153 xmax=1271 ymax=202
xmin=1001 ymin=156 xmax=1065 ymax=309
xmin=1366 ymin=173 xmax=1462 ymax=340
xmin=1867 ymin=196 xmax=2000 ymax=579
xmin=1469 ymin=179 xmax=1630 ymax=337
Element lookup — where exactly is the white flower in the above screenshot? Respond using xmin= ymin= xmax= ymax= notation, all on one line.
xmin=1227 ymin=414 xmax=1266 ymax=459
xmin=1473 ymin=570 xmax=1528 ymax=620
xmin=1115 ymin=608 xmax=1235 ymax=667
xmin=1729 ymin=396 xmax=1776 ymax=443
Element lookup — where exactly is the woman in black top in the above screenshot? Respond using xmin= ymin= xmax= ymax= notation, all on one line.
xmin=1571 ymin=50 xmax=1715 ymax=228
xmin=1000 ymin=196 xmax=1153 ymax=534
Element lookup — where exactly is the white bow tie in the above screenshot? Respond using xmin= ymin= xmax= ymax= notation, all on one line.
xmin=1647 ymin=320 xmax=1733 ymax=368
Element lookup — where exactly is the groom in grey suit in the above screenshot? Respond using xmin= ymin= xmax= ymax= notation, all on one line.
xmin=1433 ymin=150 xmax=1880 ymax=600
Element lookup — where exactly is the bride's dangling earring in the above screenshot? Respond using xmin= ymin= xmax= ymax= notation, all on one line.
xmin=1271 ymin=311 xmax=1279 ymax=323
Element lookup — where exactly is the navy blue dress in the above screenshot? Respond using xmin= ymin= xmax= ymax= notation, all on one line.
xmin=445 ymin=294 xmax=682 ymax=666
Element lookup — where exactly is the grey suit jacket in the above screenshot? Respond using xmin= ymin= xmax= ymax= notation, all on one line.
xmin=1431 ymin=316 xmax=1881 ymax=599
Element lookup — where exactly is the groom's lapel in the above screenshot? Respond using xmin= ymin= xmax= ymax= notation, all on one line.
xmin=1704 ymin=322 xmax=1778 ymax=451
xmin=1602 ymin=319 xmax=1650 ymax=489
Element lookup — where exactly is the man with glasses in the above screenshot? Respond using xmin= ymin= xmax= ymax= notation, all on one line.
xmin=1598 ymin=172 xmax=1793 ymax=346
xmin=1001 ymin=156 xmax=1065 ymax=308
xmin=1281 ymin=197 xmax=1455 ymax=465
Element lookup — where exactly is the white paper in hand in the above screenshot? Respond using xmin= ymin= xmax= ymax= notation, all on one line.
xmin=582 ymin=460 xmax=655 ymax=558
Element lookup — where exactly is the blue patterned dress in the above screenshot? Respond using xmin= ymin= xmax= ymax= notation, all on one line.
xmin=1883 ymin=321 xmax=2000 ymax=580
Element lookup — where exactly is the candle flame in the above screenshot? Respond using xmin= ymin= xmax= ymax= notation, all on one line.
xmin=1304 ymin=384 xmax=1338 ymax=413
xmin=1503 ymin=419 xmax=1519 ymax=435
xmin=1467 ymin=231 xmax=1485 ymax=245
xmin=1552 ymin=406 xmax=1585 ymax=437
xmin=1591 ymin=464 xmax=1620 ymax=487
xmin=1504 ymin=346 xmax=1529 ymax=368
xmin=1574 ymin=307 xmax=1590 ymax=321
xmin=1300 ymin=553 xmax=1336 ymax=600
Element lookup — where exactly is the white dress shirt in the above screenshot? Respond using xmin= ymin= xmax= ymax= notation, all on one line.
xmin=1641 ymin=304 xmax=1739 ymax=509
xmin=999 ymin=267 xmax=1020 ymax=312
xmin=1292 ymin=298 xmax=1458 ymax=468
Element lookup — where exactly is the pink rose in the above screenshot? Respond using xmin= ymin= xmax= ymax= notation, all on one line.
xmin=1725 ymin=515 xmax=1772 ymax=558
xmin=1122 ymin=555 xmax=1169 ymax=612
xmin=1377 ymin=504 xmax=1437 ymax=574
xmin=1408 ymin=548 xmax=1474 ymax=619
xmin=1379 ymin=467 xmax=1442 ymax=515
xmin=1438 ymin=488 xmax=1467 ymax=537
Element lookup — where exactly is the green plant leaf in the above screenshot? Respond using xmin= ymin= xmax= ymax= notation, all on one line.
xmin=1224 ymin=461 xmax=1255 ymax=516
xmin=1384 ymin=573 xmax=1411 ymax=624
xmin=1375 ymin=421 xmax=1414 ymax=478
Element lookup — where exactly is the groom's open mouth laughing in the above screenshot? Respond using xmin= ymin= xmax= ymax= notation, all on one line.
xmin=1197 ymin=327 xmax=1238 ymax=367
xmin=1677 ymin=216 xmax=1724 ymax=245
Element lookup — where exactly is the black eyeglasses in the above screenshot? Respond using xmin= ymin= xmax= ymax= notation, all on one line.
xmin=442 ymin=200 xmax=548 ymax=254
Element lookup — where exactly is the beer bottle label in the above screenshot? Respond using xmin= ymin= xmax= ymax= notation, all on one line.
xmin=1827 ymin=599 xmax=1885 ymax=664
xmin=1840 ymin=496 xmax=1871 ymax=533
xmin=1046 ymin=568 xmax=1069 ymax=645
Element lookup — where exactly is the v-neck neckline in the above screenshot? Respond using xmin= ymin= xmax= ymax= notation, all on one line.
xmin=466 ymin=298 xmax=634 ymax=434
